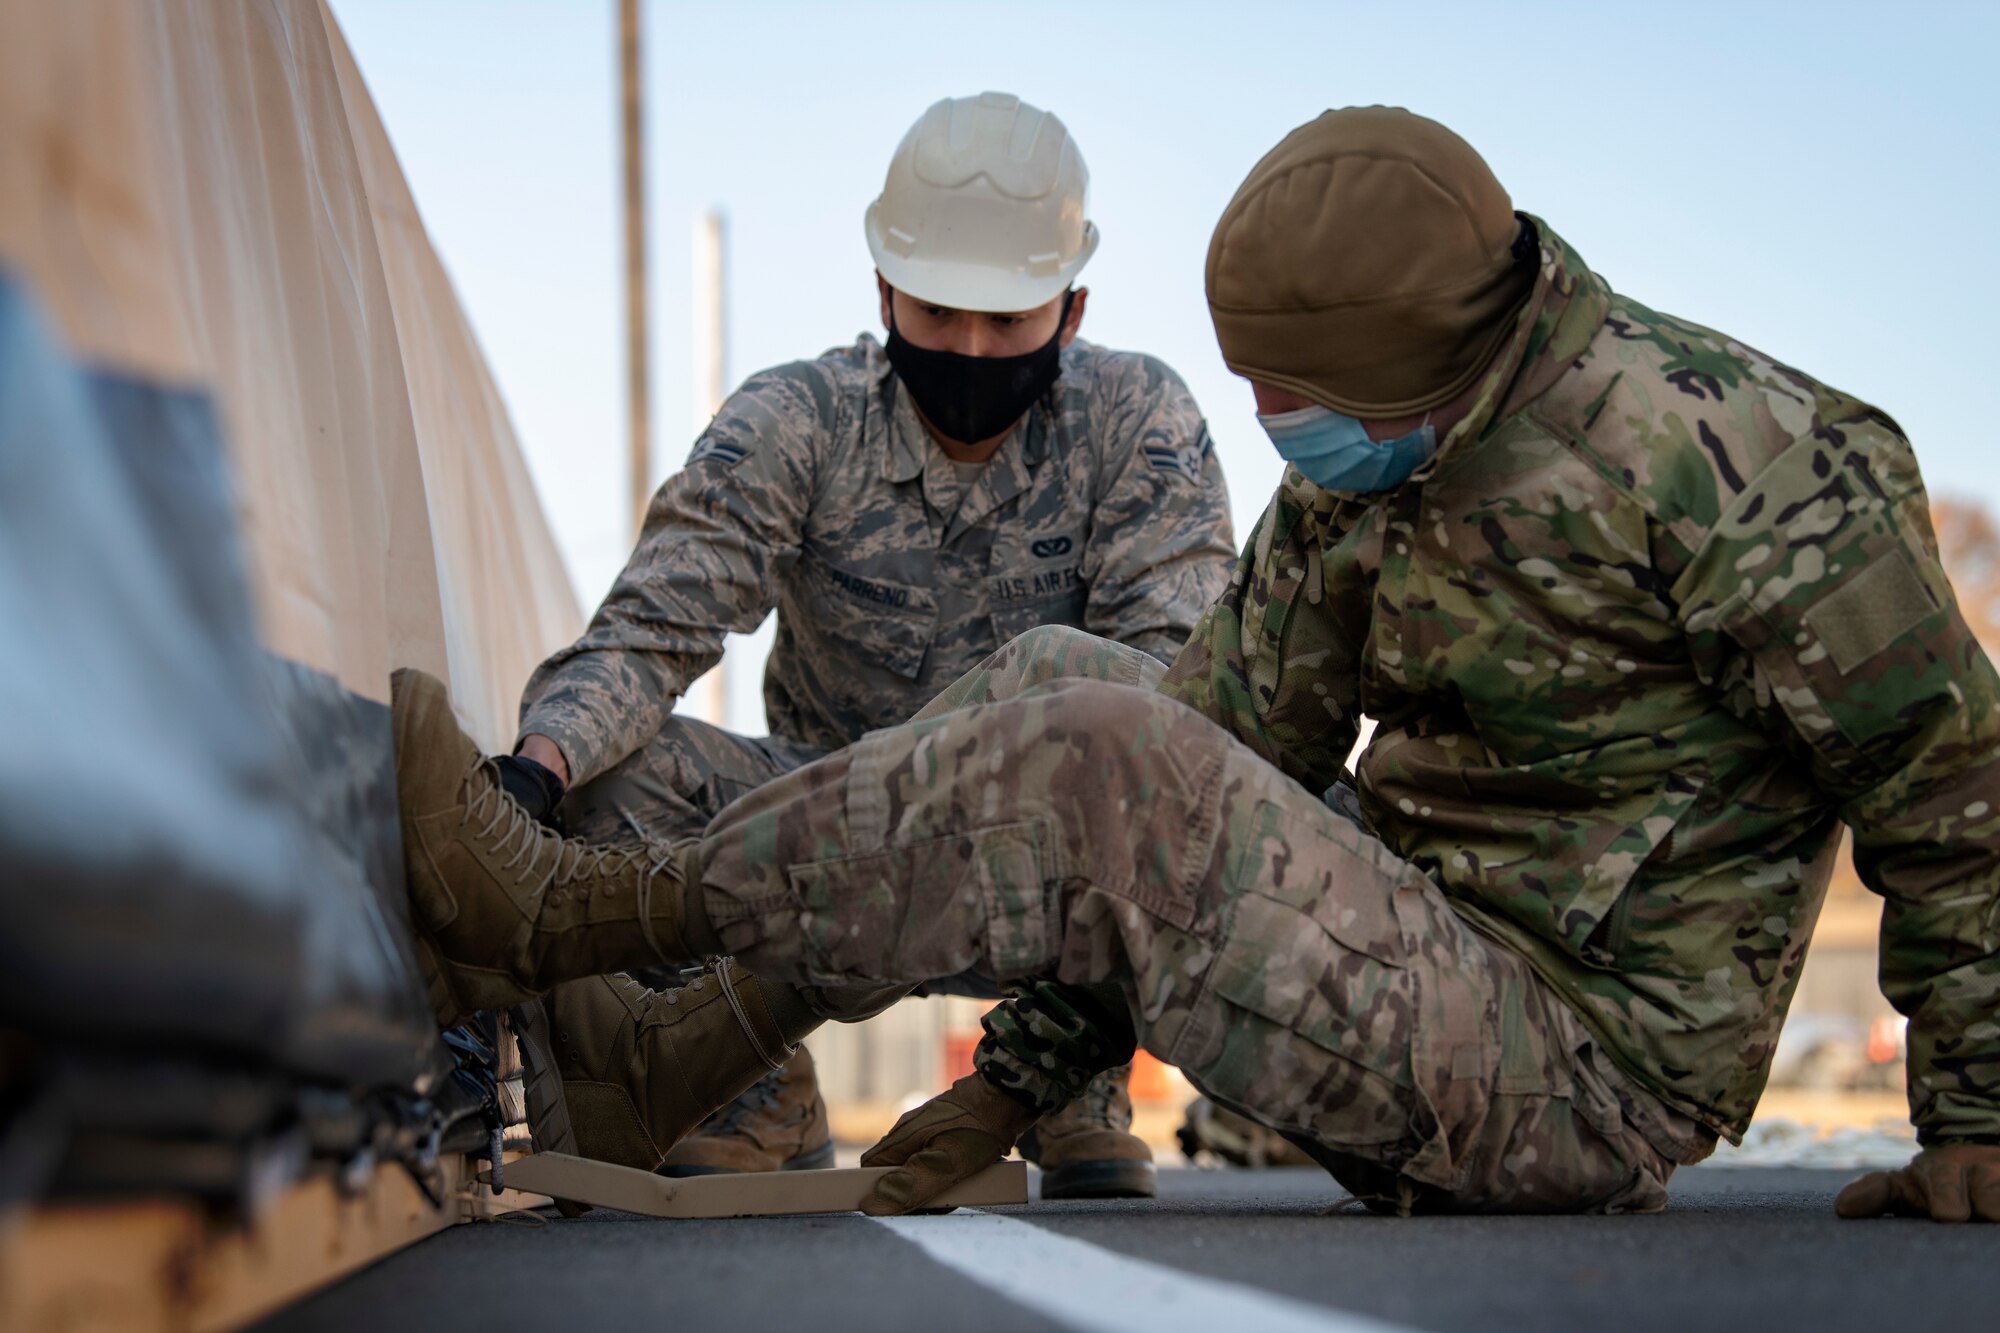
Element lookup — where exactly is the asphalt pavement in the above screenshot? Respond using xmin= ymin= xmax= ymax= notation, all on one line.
xmin=263 ymin=1166 xmax=1999 ymax=1333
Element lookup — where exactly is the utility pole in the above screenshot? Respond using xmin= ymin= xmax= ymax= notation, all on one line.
xmin=686 ymin=208 xmax=730 ymax=726
xmin=619 ymin=0 xmax=649 ymax=537
xmin=693 ymin=210 xmax=728 ymax=431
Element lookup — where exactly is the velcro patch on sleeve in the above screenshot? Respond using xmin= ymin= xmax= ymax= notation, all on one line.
xmin=1802 ymin=550 xmax=1936 ymax=676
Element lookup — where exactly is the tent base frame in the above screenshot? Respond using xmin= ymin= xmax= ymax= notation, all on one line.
xmin=0 ymin=1153 xmax=545 ymax=1333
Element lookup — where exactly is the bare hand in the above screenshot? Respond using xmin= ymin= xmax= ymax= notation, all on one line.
xmin=1835 ymin=1143 xmax=2000 ymax=1222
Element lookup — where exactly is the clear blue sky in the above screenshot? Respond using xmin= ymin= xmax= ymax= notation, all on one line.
xmin=335 ymin=0 xmax=1999 ymax=727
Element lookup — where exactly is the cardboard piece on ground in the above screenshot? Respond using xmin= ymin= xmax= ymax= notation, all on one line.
xmin=485 ymin=1153 xmax=1029 ymax=1218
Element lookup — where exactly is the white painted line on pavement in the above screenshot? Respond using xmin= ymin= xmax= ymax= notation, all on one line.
xmin=870 ymin=1210 xmax=1417 ymax=1333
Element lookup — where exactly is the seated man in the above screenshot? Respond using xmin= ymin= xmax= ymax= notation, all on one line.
xmin=394 ymin=107 xmax=1998 ymax=1220
xmin=493 ymin=91 xmax=1233 ymax=1194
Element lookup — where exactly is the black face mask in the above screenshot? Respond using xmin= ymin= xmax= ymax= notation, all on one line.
xmin=885 ymin=290 xmax=1074 ymax=445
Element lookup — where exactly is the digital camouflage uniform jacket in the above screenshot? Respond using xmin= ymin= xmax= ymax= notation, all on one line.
xmin=519 ymin=334 xmax=1234 ymax=786
xmin=1143 ymin=218 xmax=2000 ymax=1146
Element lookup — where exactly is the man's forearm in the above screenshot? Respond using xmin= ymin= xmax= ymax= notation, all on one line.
xmin=514 ymin=644 xmax=687 ymax=790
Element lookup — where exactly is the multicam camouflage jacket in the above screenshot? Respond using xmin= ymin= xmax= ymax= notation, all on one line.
xmin=1152 ymin=218 xmax=2000 ymax=1146
xmin=519 ymin=334 xmax=1234 ymax=783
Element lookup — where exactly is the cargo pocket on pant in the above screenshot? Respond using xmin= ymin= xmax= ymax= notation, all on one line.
xmin=1197 ymin=795 xmax=1486 ymax=1178
xmin=788 ymin=841 xmax=986 ymax=987
xmin=1201 ymin=885 xmax=1427 ymax=1153
xmin=973 ymin=820 xmax=1055 ymax=981
xmin=785 ymin=820 xmax=1054 ymax=988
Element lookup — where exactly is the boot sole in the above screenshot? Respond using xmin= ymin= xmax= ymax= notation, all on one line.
xmin=1037 ymin=1158 xmax=1158 ymax=1200
xmin=655 ymin=1140 xmax=837 ymax=1177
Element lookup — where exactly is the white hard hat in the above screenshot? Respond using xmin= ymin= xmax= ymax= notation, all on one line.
xmin=865 ymin=92 xmax=1100 ymax=314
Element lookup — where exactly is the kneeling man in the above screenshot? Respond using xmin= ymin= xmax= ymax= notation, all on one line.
xmin=493 ymin=91 xmax=1233 ymax=1196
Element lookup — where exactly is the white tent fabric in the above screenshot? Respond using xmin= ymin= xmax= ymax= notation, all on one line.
xmin=0 ymin=0 xmax=580 ymax=746
xmin=0 ymin=0 xmax=582 ymax=1088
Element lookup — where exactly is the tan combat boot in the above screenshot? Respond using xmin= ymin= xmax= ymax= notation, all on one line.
xmin=548 ymin=960 xmax=803 ymax=1171
xmin=392 ymin=668 xmax=699 ymax=1028
xmin=1175 ymin=1095 xmax=1317 ymax=1168
xmin=657 ymin=1046 xmax=834 ymax=1176
xmin=1018 ymin=1063 xmax=1157 ymax=1199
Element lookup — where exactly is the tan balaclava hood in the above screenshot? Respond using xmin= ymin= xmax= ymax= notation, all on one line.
xmin=1206 ymin=106 xmax=1533 ymax=417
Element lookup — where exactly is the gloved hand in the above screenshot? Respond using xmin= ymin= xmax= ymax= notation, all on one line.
xmin=859 ymin=1072 xmax=1040 ymax=1216
xmin=1835 ymin=1143 xmax=2000 ymax=1222
xmin=494 ymin=753 xmax=565 ymax=826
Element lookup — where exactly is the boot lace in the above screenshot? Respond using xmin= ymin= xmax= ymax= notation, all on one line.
xmin=651 ymin=959 xmax=795 ymax=1073
xmin=461 ymin=755 xmax=692 ymax=963
xmin=462 ymin=754 xmax=653 ymax=887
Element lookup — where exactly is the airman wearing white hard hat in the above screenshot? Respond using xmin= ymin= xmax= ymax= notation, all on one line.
xmin=866 ymin=91 xmax=1099 ymax=315
xmin=864 ymin=92 xmax=1104 ymax=452
xmin=509 ymin=92 xmax=1232 ymax=1204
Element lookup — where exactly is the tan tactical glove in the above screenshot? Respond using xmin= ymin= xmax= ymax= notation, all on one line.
xmin=859 ymin=1072 xmax=1040 ymax=1216
xmin=1835 ymin=1143 xmax=2000 ymax=1222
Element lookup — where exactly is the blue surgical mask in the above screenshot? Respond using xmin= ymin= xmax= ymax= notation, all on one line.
xmin=1255 ymin=405 xmax=1436 ymax=493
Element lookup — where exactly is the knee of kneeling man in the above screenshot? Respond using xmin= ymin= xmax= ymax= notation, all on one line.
xmin=1001 ymin=622 xmax=1104 ymax=670
xmin=1037 ymin=677 xmax=1188 ymax=738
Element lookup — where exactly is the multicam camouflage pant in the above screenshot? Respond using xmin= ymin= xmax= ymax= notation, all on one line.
xmin=545 ymin=648 xmax=1158 ymax=1119
xmin=697 ymin=626 xmax=1710 ymax=1214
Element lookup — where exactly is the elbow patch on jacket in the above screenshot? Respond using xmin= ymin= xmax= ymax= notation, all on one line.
xmin=1801 ymin=549 xmax=1936 ymax=676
